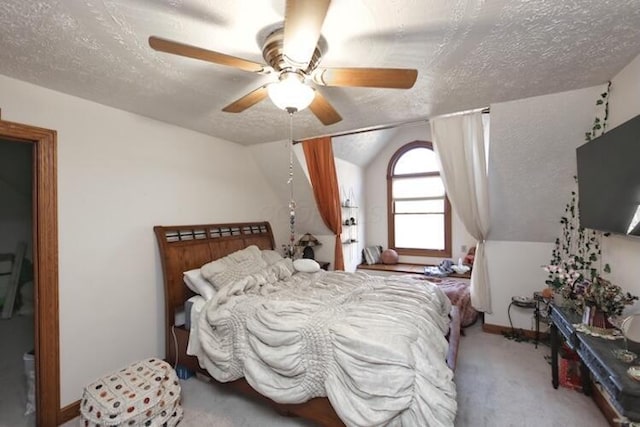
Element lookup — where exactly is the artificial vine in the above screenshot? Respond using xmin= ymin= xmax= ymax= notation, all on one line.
xmin=545 ymin=178 xmax=608 ymax=296
xmin=584 ymin=80 xmax=611 ymax=142
xmin=546 ymin=82 xmax=612 ymax=298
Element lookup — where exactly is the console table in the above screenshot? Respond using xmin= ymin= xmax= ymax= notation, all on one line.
xmin=550 ymin=304 xmax=640 ymax=422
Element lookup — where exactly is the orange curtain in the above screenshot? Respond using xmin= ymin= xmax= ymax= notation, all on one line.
xmin=302 ymin=136 xmax=344 ymax=271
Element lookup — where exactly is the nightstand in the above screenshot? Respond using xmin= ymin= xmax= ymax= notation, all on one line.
xmin=317 ymin=261 xmax=330 ymax=271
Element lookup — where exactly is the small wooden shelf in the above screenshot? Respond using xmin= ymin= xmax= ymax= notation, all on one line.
xmin=341 ymin=203 xmax=359 ymax=246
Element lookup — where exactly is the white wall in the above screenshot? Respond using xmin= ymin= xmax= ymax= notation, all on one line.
xmin=488 ymin=86 xmax=602 ymax=243
xmin=600 ymin=53 xmax=640 ymax=314
xmin=485 ymin=51 xmax=640 ymax=328
xmin=485 ymin=85 xmax=601 ymax=327
xmin=0 ymin=74 xmax=284 ymax=406
xmin=608 ymin=53 xmax=640 ymax=129
xmin=485 ymin=241 xmax=554 ymax=327
xmin=365 ymin=122 xmax=476 ymax=265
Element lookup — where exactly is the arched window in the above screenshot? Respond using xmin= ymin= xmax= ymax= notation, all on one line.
xmin=387 ymin=140 xmax=451 ymax=257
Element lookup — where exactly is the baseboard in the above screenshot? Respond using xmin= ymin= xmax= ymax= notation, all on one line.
xmin=58 ymin=400 xmax=80 ymax=424
xmin=482 ymin=323 xmax=549 ymax=341
xmin=591 ymin=380 xmax=624 ymax=427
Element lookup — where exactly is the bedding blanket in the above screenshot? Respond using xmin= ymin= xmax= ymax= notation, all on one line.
xmin=411 ymin=276 xmax=479 ymax=328
xmin=435 ymin=278 xmax=479 ymax=328
xmin=196 ymin=270 xmax=457 ymax=427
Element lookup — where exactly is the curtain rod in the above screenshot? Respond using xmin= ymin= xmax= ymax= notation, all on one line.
xmin=293 ymin=107 xmax=489 ymax=144
xmin=429 ymin=106 xmax=490 ymax=121
xmin=293 ymin=117 xmax=428 ymax=144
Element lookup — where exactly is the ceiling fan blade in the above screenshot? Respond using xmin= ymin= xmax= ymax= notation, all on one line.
xmin=283 ymin=0 xmax=331 ymax=68
xmin=222 ymin=85 xmax=269 ymax=113
xmin=313 ymin=67 xmax=418 ymax=89
xmin=149 ymin=36 xmax=265 ymax=73
xmin=309 ymin=91 xmax=342 ymax=125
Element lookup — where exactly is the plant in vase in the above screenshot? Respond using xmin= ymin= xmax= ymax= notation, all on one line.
xmin=579 ymin=277 xmax=638 ymax=327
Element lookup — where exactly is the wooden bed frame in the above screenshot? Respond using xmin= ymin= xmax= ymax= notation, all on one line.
xmin=154 ymin=221 xmax=461 ymax=427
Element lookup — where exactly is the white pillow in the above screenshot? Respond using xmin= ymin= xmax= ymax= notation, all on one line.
xmin=293 ymin=258 xmax=321 ymax=273
xmin=183 ymin=269 xmax=216 ymax=301
xmin=201 ymin=245 xmax=268 ymax=290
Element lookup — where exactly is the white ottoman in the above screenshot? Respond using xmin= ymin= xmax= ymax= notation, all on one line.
xmin=80 ymin=358 xmax=183 ymax=426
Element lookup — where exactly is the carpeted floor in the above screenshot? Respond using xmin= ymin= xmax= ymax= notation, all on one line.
xmin=454 ymin=324 xmax=606 ymax=427
xmin=58 ymin=323 xmax=608 ymax=427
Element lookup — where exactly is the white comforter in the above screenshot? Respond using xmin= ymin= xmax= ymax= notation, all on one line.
xmin=194 ymin=270 xmax=457 ymax=427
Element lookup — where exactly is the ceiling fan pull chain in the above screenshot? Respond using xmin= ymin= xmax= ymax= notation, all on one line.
xmin=287 ymin=111 xmax=297 ymax=257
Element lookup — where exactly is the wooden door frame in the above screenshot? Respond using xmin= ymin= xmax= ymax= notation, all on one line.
xmin=0 ymin=115 xmax=59 ymax=426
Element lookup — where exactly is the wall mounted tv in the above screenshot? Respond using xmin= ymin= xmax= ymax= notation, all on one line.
xmin=576 ymin=114 xmax=640 ymax=236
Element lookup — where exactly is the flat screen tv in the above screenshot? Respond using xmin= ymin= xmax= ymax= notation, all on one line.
xmin=576 ymin=114 xmax=640 ymax=236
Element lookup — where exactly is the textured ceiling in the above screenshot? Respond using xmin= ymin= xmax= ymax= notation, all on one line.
xmin=332 ymin=127 xmax=398 ymax=167
xmin=1 ymin=0 xmax=640 ymax=148
xmin=488 ymin=86 xmax=600 ymax=242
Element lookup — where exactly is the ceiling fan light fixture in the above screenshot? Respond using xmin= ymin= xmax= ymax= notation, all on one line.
xmin=267 ymin=71 xmax=315 ymax=112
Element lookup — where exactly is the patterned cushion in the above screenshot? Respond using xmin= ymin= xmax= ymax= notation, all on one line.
xmin=201 ymin=245 xmax=268 ymax=290
xmin=362 ymin=245 xmax=383 ymax=265
xmin=80 ymin=358 xmax=182 ymax=427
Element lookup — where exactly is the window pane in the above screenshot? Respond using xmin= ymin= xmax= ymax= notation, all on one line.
xmin=393 ymin=177 xmax=444 ymax=198
xmin=394 ymin=147 xmax=439 ymax=174
xmin=395 ymin=199 xmax=444 ymax=214
xmin=395 ymin=214 xmax=445 ymax=250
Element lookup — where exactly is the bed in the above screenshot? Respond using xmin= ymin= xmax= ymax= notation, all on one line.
xmin=414 ymin=277 xmax=479 ymax=328
xmin=154 ymin=221 xmax=461 ymax=427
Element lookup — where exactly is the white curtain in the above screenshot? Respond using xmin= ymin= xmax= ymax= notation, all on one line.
xmin=431 ymin=112 xmax=492 ymax=313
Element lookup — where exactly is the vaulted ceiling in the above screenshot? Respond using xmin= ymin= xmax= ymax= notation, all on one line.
xmin=1 ymin=0 xmax=639 ymax=148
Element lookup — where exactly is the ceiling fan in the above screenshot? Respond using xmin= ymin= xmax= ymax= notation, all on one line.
xmin=149 ymin=0 xmax=418 ymax=125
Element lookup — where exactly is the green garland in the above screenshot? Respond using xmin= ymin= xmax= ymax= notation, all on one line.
xmin=544 ymin=178 xmax=607 ymax=295
xmin=545 ymin=82 xmax=613 ymax=309
xmin=584 ymin=81 xmax=611 ymax=142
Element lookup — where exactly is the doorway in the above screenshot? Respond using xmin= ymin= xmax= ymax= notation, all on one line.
xmin=0 ymin=138 xmax=34 ymax=426
xmin=0 ymin=116 xmax=59 ymax=427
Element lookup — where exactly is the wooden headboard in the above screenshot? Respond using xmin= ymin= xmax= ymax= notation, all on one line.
xmin=154 ymin=221 xmax=275 ymax=358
